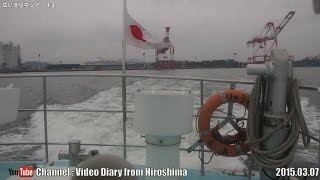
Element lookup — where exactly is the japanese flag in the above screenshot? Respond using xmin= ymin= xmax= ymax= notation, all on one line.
xmin=126 ymin=11 xmax=163 ymax=49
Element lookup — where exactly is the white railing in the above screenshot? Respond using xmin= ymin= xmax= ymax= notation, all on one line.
xmin=0 ymin=73 xmax=319 ymax=177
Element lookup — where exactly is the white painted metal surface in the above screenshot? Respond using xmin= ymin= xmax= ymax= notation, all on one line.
xmin=134 ymin=92 xmax=193 ymax=180
xmin=268 ymin=49 xmax=290 ymax=114
xmin=134 ymin=92 xmax=193 ymax=136
xmin=247 ymin=61 xmax=274 ymax=76
xmin=246 ymin=49 xmax=291 ymax=180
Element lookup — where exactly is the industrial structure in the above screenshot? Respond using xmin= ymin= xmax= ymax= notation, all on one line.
xmin=0 ymin=42 xmax=21 ymax=70
xmin=247 ymin=11 xmax=295 ymax=63
xmin=292 ymin=56 xmax=320 ymax=67
xmin=155 ymin=27 xmax=176 ymax=69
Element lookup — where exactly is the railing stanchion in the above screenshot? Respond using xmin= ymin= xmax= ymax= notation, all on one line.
xmin=43 ymin=76 xmax=49 ymax=163
xmin=318 ymin=124 xmax=320 ymax=180
xmin=200 ymin=80 xmax=204 ymax=106
xmin=199 ymin=80 xmax=205 ymax=176
xmin=248 ymin=154 xmax=252 ymax=180
xmin=317 ymin=87 xmax=320 ymax=180
xmin=200 ymin=142 xmax=205 ymax=176
xmin=122 ymin=76 xmax=127 ymax=159
xmin=227 ymin=82 xmax=236 ymax=119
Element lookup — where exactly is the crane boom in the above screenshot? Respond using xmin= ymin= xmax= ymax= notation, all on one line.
xmin=246 ymin=11 xmax=295 ymax=63
xmin=271 ymin=11 xmax=295 ymax=39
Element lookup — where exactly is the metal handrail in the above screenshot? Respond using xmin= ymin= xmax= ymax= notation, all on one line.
xmin=0 ymin=73 xmax=316 ymax=89
xmin=0 ymin=73 xmax=319 ymax=177
xmin=0 ymin=73 xmax=255 ymax=84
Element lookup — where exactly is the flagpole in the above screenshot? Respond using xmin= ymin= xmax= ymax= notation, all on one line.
xmin=122 ymin=0 xmax=127 ymax=74
xmin=121 ymin=0 xmax=127 ymax=160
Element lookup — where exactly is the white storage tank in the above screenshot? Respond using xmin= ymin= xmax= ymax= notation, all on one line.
xmin=134 ymin=90 xmax=193 ymax=180
xmin=134 ymin=91 xmax=193 ymax=136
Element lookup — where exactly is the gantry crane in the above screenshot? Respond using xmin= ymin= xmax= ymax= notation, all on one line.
xmin=247 ymin=11 xmax=295 ymax=63
xmin=155 ymin=27 xmax=176 ymax=69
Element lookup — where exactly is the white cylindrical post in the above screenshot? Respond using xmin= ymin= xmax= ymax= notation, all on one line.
xmin=69 ymin=140 xmax=81 ymax=166
xmin=247 ymin=61 xmax=274 ymax=76
xmin=145 ymin=135 xmax=180 ymax=169
xmin=134 ymin=91 xmax=193 ymax=180
xmin=267 ymin=50 xmax=290 ymax=113
xmin=260 ymin=50 xmax=290 ymax=180
xmin=247 ymin=49 xmax=291 ymax=180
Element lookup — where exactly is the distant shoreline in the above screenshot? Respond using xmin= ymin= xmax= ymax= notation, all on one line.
xmin=1 ymin=63 xmax=320 ymax=74
xmin=1 ymin=66 xmax=245 ymax=73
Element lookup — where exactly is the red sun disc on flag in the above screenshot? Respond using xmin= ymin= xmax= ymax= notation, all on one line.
xmin=130 ymin=25 xmax=146 ymax=42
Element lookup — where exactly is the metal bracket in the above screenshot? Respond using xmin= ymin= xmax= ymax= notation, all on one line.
xmin=187 ymin=139 xmax=203 ymax=153
xmin=218 ymin=117 xmax=241 ymax=132
xmin=145 ymin=135 xmax=181 ymax=146
xmin=58 ymin=140 xmax=99 ymax=167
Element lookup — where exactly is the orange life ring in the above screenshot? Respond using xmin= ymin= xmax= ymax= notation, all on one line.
xmin=198 ymin=89 xmax=250 ymax=157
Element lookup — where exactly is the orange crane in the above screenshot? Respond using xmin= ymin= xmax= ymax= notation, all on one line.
xmin=247 ymin=11 xmax=295 ymax=63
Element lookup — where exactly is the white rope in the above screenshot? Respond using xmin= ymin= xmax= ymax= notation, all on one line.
xmin=246 ymin=76 xmax=310 ymax=169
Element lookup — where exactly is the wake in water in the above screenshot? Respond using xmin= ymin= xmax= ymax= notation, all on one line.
xmin=0 ymin=78 xmax=319 ymax=172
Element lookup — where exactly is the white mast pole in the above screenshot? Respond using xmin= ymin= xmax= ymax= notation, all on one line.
xmin=121 ymin=0 xmax=127 ymax=159
xmin=122 ymin=0 xmax=127 ymax=74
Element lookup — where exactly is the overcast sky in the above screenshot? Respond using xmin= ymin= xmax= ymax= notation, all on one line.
xmin=0 ymin=0 xmax=319 ymax=63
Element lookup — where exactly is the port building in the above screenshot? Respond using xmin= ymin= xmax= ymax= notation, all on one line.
xmin=0 ymin=42 xmax=21 ymax=70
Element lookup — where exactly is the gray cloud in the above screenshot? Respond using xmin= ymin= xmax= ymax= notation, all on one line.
xmin=0 ymin=0 xmax=319 ymax=63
